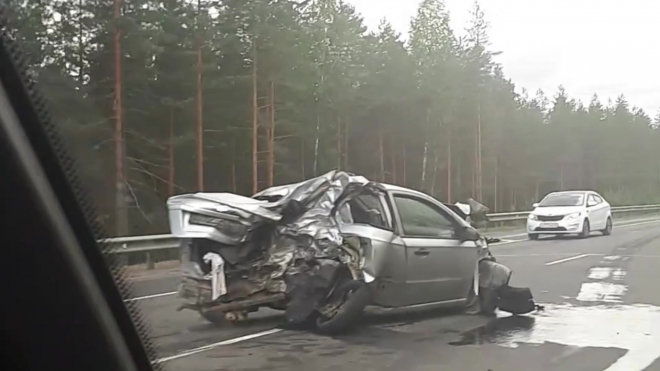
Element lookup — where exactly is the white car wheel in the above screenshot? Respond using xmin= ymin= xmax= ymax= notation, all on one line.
xmin=579 ymin=219 xmax=590 ymax=238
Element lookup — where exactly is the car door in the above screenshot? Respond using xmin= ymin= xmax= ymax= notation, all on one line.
xmin=586 ymin=194 xmax=603 ymax=229
xmin=591 ymin=193 xmax=609 ymax=229
xmin=586 ymin=194 xmax=600 ymax=228
xmin=390 ymin=192 xmax=479 ymax=305
xmin=595 ymin=193 xmax=611 ymax=218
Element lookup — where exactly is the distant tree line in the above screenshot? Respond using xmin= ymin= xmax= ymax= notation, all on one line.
xmin=4 ymin=0 xmax=660 ymax=235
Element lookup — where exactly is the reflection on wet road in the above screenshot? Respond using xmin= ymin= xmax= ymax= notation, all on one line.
xmin=450 ymin=304 xmax=660 ymax=371
xmin=136 ymin=220 xmax=660 ymax=371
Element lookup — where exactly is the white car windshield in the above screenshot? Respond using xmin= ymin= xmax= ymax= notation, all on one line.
xmin=539 ymin=193 xmax=585 ymax=207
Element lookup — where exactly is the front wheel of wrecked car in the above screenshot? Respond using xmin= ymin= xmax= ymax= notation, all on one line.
xmin=314 ymin=280 xmax=371 ymax=335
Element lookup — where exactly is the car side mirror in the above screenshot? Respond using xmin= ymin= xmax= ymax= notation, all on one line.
xmin=532 ymin=203 xmax=539 ymax=208
xmin=458 ymin=226 xmax=481 ymax=242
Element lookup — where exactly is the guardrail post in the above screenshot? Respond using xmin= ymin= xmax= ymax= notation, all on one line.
xmin=146 ymin=252 xmax=154 ymax=270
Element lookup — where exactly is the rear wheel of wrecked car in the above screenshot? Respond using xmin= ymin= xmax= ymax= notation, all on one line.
xmin=314 ymin=280 xmax=371 ymax=335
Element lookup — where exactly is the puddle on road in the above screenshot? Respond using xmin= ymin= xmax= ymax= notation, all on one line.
xmin=449 ymin=303 xmax=660 ymax=371
xmin=576 ymin=283 xmax=628 ymax=303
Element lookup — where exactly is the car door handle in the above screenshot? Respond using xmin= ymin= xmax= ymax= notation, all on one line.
xmin=414 ymin=249 xmax=430 ymax=257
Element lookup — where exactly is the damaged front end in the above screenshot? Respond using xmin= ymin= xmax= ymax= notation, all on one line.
xmin=168 ymin=171 xmax=379 ymax=326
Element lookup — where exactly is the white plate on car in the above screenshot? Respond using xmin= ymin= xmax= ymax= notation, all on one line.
xmin=540 ymin=222 xmax=559 ymax=228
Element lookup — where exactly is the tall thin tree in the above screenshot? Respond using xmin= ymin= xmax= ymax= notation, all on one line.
xmin=251 ymin=42 xmax=259 ymax=194
xmin=113 ymin=0 xmax=127 ymax=235
xmin=195 ymin=0 xmax=204 ymax=191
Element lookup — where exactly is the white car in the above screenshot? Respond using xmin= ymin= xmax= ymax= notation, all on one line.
xmin=527 ymin=191 xmax=612 ymax=240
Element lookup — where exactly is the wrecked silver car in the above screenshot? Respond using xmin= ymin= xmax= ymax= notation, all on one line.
xmin=167 ymin=171 xmax=501 ymax=333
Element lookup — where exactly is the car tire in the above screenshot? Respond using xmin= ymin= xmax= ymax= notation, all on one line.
xmin=528 ymin=234 xmax=539 ymax=240
xmin=602 ymin=217 xmax=612 ymax=236
xmin=579 ymin=219 xmax=590 ymax=239
xmin=200 ymin=309 xmax=250 ymax=326
xmin=315 ymin=280 xmax=371 ymax=335
xmin=200 ymin=309 xmax=227 ymax=326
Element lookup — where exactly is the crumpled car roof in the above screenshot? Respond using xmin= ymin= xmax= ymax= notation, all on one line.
xmin=168 ymin=170 xmax=383 ymax=250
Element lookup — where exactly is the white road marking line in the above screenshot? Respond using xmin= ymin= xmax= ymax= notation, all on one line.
xmin=489 ymin=239 xmax=526 ymax=247
xmin=614 ymin=218 xmax=660 ymax=228
xmin=612 ymin=268 xmax=626 ymax=281
xmin=497 ymin=253 xmax=604 ymax=258
xmin=124 ymin=291 xmax=177 ymax=302
xmin=495 ymin=232 xmax=528 ymax=239
xmin=154 ymin=328 xmax=283 ymax=364
xmin=587 ymin=267 xmax=612 ymax=280
xmin=545 ymin=254 xmax=592 ymax=266
xmin=614 ymin=216 xmax=660 ymax=225
xmin=576 ymin=282 xmax=627 ymax=303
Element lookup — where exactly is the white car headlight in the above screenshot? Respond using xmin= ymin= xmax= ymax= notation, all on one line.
xmin=528 ymin=214 xmax=538 ymax=221
xmin=565 ymin=212 xmax=581 ymax=220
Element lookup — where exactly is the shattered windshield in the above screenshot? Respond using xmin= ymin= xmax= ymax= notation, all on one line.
xmin=539 ymin=193 xmax=585 ymax=207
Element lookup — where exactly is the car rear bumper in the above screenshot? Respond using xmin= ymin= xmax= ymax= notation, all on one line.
xmin=527 ymin=218 xmax=584 ymax=234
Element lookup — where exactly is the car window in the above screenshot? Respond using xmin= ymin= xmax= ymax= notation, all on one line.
xmin=587 ymin=194 xmax=599 ymax=206
xmin=539 ymin=193 xmax=585 ymax=207
xmin=593 ymin=195 xmax=603 ymax=204
xmin=393 ymin=195 xmax=456 ymax=238
xmin=348 ymin=193 xmax=390 ymax=230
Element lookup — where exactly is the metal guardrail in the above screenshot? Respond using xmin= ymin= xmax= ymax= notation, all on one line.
xmin=486 ymin=204 xmax=660 ymax=222
xmin=103 ymin=204 xmax=660 ymax=256
xmin=101 ymin=234 xmax=181 ymax=254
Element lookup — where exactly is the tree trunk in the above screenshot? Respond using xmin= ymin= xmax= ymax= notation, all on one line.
xmin=421 ymin=112 xmax=430 ymax=189
xmin=231 ymin=137 xmax=236 ymax=193
xmin=430 ymin=147 xmax=439 ymax=196
xmin=471 ymin=166 xmax=476 ymax=199
xmin=456 ymin=156 xmax=462 ymax=201
xmin=494 ymin=155 xmax=498 ymax=212
xmin=337 ymin=117 xmax=341 ymax=170
xmin=313 ymin=116 xmax=320 ymax=176
xmin=447 ymin=127 xmax=452 ymax=202
xmin=379 ymin=120 xmax=385 ymax=181
xmin=78 ymin=0 xmax=84 ymax=86
xmin=391 ymin=141 xmax=397 ymax=184
xmin=251 ymin=42 xmax=258 ymax=194
xmin=402 ymin=143 xmax=407 ymax=187
xmin=113 ymin=0 xmax=127 ymax=236
xmin=535 ymin=178 xmax=540 ymax=202
xmin=477 ymin=102 xmax=483 ymax=201
xmin=301 ymin=137 xmax=305 ymax=180
xmin=266 ymin=80 xmax=275 ymax=187
xmin=344 ymin=117 xmax=349 ymax=170
xmin=195 ymin=3 xmax=203 ymax=191
xmin=168 ymin=108 xmax=175 ymax=195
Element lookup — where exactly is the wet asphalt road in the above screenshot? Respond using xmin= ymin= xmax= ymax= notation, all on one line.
xmin=130 ymin=218 xmax=660 ymax=371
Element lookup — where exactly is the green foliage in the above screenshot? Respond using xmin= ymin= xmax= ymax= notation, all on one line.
xmin=6 ymin=0 xmax=660 ymax=234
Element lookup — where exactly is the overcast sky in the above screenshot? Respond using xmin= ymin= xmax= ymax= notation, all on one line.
xmin=346 ymin=0 xmax=660 ymax=117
